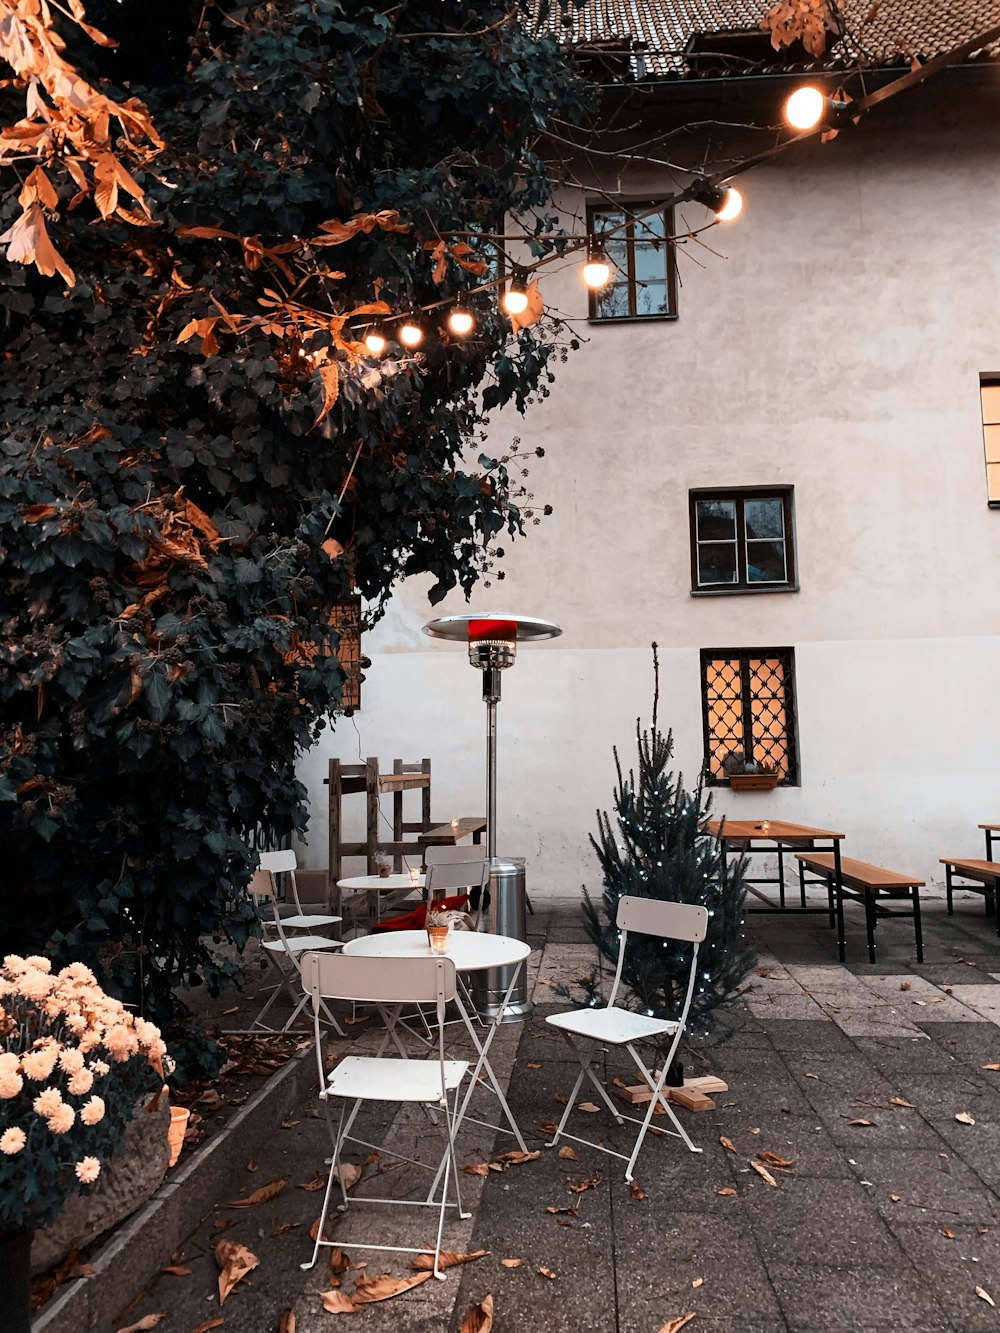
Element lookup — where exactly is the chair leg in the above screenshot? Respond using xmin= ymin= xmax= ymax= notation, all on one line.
xmin=946 ymin=865 xmax=954 ymax=916
xmin=628 ymin=1043 xmax=702 ymax=1174
xmin=301 ymin=1101 xmax=348 ymax=1271
xmin=544 ymin=1052 xmax=588 ymax=1148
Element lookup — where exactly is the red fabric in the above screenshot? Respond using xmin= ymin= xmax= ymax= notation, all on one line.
xmin=372 ymin=893 xmax=469 ymax=933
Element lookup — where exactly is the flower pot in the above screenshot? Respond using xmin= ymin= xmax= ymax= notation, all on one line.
xmin=727 ymin=772 xmax=779 ymax=792
xmin=168 ymin=1106 xmax=190 ymax=1167
xmin=0 ymin=1228 xmax=32 ymax=1333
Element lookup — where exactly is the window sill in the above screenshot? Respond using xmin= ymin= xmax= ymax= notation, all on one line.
xmin=690 ymin=585 xmax=800 ymax=598
xmin=587 ymin=313 xmax=679 ymax=326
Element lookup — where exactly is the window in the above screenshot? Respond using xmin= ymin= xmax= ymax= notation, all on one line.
xmin=700 ymin=649 xmax=799 ymax=785
xmin=689 ymin=488 xmax=796 ymax=593
xmin=979 ymin=377 xmax=1000 ymax=507
xmin=328 ymin=596 xmax=363 ymax=711
xmin=586 ymin=201 xmax=677 ymax=322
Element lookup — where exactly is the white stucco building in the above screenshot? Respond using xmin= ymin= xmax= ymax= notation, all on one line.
xmin=300 ymin=3 xmax=1000 ymax=897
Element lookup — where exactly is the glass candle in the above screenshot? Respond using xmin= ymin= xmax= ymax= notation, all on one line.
xmin=761 ymin=820 xmax=771 ymax=836
xmin=451 ymin=818 xmax=460 ymax=830
xmin=408 ymin=867 xmax=421 ymax=886
xmin=427 ymin=924 xmax=449 ymax=954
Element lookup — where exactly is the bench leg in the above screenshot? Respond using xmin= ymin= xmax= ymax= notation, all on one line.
xmin=825 ymin=869 xmax=836 ymax=930
xmin=777 ymin=844 xmax=786 ymax=910
xmin=833 ymin=874 xmax=846 ymax=963
xmin=863 ymin=889 xmax=877 ymax=965
xmin=912 ymin=886 xmax=924 ymax=964
xmin=945 ymin=864 xmax=954 ymax=916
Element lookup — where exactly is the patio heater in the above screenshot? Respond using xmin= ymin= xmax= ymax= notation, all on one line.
xmin=422 ymin=612 xmax=562 ymax=1021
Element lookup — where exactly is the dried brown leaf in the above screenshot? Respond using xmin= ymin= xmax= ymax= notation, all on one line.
xmin=411 ymin=1249 xmax=488 ymax=1272
xmin=889 ymin=1097 xmax=916 ymax=1109
xmin=756 ymin=1152 xmax=794 ymax=1170
xmin=278 ymin=1311 xmax=295 ymax=1333
xmin=329 ymin=1248 xmax=350 ymax=1274
xmin=956 ymin=1112 xmax=976 ymax=1126
xmin=352 ymin=1272 xmax=432 ymax=1304
xmin=160 ymin=1265 xmax=192 ymax=1276
xmin=576 ymin=1102 xmax=600 ymax=1114
xmin=537 ymin=1266 xmax=556 ymax=1279
xmin=940 ymin=1227 xmax=955 ymax=1239
xmin=214 ymin=1239 xmax=259 ymax=1306
xmin=320 ymin=1290 xmax=358 ymax=1313
xmin=463 ymin=1162 xmax=490 ymax=1177
xmin=899 ymin=980 xmax=912 ymax=991
xmin=630 ymin=1182 xmax=646 ymax=1201
xmin=720 ymin=1136 xmax=737 ymax=1153
xmin=190 ymin=1322 xmax=225 ymax=1333
xmin=527 ymin=1062 xmax=542 ymax=1069
xmin=568 ymin=1177 xmax=602 ymax=1194
xmin=558 ymin=1145 xmax=577 ymax=1160
xmin=982 ymin=1064 xmax=1000 ymax=1071
xmin=501 ymin=1257 xmax=523 ymax=1268
xmin=849 ymin=1118 xmax=875 ymax=1127
xmin=492 ymin=1150 xmax=540 ymax=1166
xmin=977 ymin=1287 xmax=995 ymax=1307
xmin=717 ymin=1186 xmax=737 ymax=1196
xmin=116 ymin=1318 xmax=167 ymax=1333
xmin=460 ymin=1294 xmax=494 ymax=1333
xmin=656 ymin=1316 xmax=696 ymax=1333
xmin=750 ymin=1160 xmax=778 ymax=1187
xmin=546 ymin=1204 xmax=577 ymax=1215
xmin=334 ymin=1163 xmax=361 ymax=1190
xmin=692 ymin=1277 xmax=704 ymax=1288
xmin=298 ymin=1172 xmax=325 ymax=1192
xmin=226 ymin=1177 xmax=287 ymax=1208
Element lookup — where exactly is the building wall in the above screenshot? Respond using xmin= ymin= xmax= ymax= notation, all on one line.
xmin=298 ymin=84 xmax=1000 ymax=895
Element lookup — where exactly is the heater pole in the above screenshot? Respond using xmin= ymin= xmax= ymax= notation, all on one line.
xmin=483 ymin=666 xmax=501 ymax=861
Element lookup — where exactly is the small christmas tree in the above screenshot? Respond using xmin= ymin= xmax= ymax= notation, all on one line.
xmin=582 ymin=644 xmax=756 ymax=1041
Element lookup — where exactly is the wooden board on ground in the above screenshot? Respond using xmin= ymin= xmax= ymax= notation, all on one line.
xmin=616 ymin=1076 xmax=726 ymax=1111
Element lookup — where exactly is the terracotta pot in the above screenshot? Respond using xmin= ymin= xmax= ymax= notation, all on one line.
xmin=167 ymin=1106 xmax=190 ymax=1167
xmin=727 ymin=772 xmax=779 ymax=791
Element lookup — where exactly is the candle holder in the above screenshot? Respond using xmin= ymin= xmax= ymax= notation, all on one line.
xmin=427 ymin=924 xmax=449 ymax=954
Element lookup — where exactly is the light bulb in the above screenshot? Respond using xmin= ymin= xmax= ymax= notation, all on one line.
xmin=502 ymin=286 xmax=528 ymax=316
xmin=399 ymin=321 xmax=423 ymax=348
xmin=785 ymin=85 xmax=825 ymax=131
xmin=448 ymin=307 xmax=474 ymax=336
xmin=715 ymin=186 xmax=743 ymax=222
xmin=363 ymin=330 xmax=386 ymax=356
xmin=582 ymin=252 xmax=611 ymax=289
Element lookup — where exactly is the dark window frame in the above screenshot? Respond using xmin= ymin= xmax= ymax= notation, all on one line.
xmin=689 ymin=486 xmax=798 ymax=595
xmin=700 ymin=646 xmax=800 ymax=787
xmin=329 ymin=595 xmax=363 ymax=712
xmin=585 ymin=199 xmax=678 ymax=324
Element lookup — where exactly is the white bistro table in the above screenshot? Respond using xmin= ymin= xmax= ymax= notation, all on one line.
xmin=337 ymin=873 xmax=425 ymax=932
xmin=342 ymin=929 xmax=532 ymax=1151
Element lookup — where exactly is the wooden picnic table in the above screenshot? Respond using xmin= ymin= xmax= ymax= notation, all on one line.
xmin=704 ymin=818 xmax=846 ymax=925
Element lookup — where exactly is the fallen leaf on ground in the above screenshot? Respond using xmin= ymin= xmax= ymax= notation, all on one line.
xmin=889 ymin=1097 xmax=916 ymax=1108
xmin=330 ymin=1248 xmax=350 ymax=1274
xmin=246 ymin=1158 xmax=257 ymax=1172
xmin=353 ymin=1272 xmax=432 ymax=1304
xmin=630 ymin=1182 xmax=646 ymax=1201
xmin=538 ymin=1267 xmax=556 ymax=1279
xmin=982 ymin=1064 xmax=1000 ymax=1071
xmin=278 ymin=1311 xmax=295 ymax=1333
xmin=161 ymin=1265 xmax=191 ymax=1276
xmin=657 ymin=1316 xmax=696 ymax=1333
xmin=940 ymin=1228 xmax=955 ymax=1239
xmin=492 ymin=1151 xmax=540 ymax=1166
xmin=298 ymin=1172 xmax=324 ymax=1192
xmin=804 ymin=1072 xmax=819 ymax=1079
xmin=757 ymin=1152 xmax=794 ymax=1170
xmin=720 ymin=1136 xmax=736 ymax=1153
xmin=976 ymin=1287 xmax=995 ymax=1307
xmin=749 ymin=1127 xmax=760 ymax=1135
xmin=890 ymin=1194 xmax=901 ymax=1202
xmin=227 ymin=1178 xmax=287 ymax=1208
xmin=527 ymin=1062 xmax=542 ymax=1069
xmin=568 ymin=1177 xmax=602 ymax=1194
xmin=553 ymin=1095 xmax=568 ymax=1105
xmin=272 ymin=1222 xmax=300 ymax=1237
xmin=463 ymin=1163 xmax=491 ymax=1177
xmin=412 ymin=1249 xmax=488 ymax=1271
xmin=310 ymin=1217 xmax=337 ymax=1242
xmin=460 ymin=1294 xmax=494 ymax=1333
xmin=899 ymin=981 xmax=912 ymax=991
xmin=956 ymin=1112 xmax=976 ymax=1125
xmin=214 ymin=1239 xmax=259 ymax=1306
xmin=280 ymin=1120 xmax=300 ymax=1129
xmin=320 ymin=1290 xmax=358 ymax=1313
xmin=576 ymin=1102 xmax=600 ymax=1113
xmin=501 ymin=1258 xmax=523 ymax=1268
xmin=750 ymin=1160 xmax=778 ymax=1187
xmin=717 ymin=1186 xmax=736 ymax=1196
xmin=692 ymin=1277 xmax=704 ymax=1288
xmin=117 ymin=1317 xmax=166 ymax=1333
xmin=540 ymin=1121 xmax=558 ymax=1134
xmin=546 ymin=1204 xmax=577 ymax=1215
xmin=190 ymin=1322 xmax=225 ymax=1333
xmin=335 ymin=1163 xmax=362 ymax=1189
xmin=848 ymin=1118 xmax=875 ymax=1127
xmin=558 ymin=1146 xmax=577 ymax=1160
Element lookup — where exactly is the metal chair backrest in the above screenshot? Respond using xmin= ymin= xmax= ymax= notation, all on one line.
xmin=616 ymin=896 xmax=709 ymax=943
xmin=608 ymin=896 xmax=709 ymax=1023
xmin=260 ymin=849 xmax=297 ymax=875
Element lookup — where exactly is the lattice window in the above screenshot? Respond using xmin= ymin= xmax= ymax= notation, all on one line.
xmin=700 ymin=648 xmax=798 ymax=785
xmin=979 ymin=377 xmax=1000 ymax=508
xmin=328 ymin=596 xmax=362 ymax=712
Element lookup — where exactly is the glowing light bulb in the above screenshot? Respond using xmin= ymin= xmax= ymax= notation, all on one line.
xmin=785 ymin=85 xmax=826 ymax=131
xmin=581 ymin=252 xmax=611 ymax=289
xmin=502 ymin=285 xmax=528 ymax=316
xmin=363 ymin=330 xmax=386 ymax=356
xmin=399 ymin=321 xmax=423 ymax=348
xmin=715 ymin=186 xmax=743 ymax=222
xmin=448 ymin=307 xmax=474 ymax=336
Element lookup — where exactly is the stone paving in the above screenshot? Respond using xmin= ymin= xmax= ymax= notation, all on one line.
xmin=114 ymin=884 xmax=1000 ymax=1333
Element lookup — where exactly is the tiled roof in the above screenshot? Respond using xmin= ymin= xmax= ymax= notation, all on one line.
xmin=528 ymin=1 xmax=1000 ymax=80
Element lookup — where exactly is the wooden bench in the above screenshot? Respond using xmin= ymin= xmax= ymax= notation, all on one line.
xmin=417 ymin=817 xmax=487 ymax=847
xmin=795 ymin=853 xmax=924 ymax=964
xmin=941 ymin=859 xmax=1000 ymax=934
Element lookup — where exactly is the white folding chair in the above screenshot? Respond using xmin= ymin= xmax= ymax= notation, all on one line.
xmin=247 ymin=870 xmax=345 ymax=1036
xmin=545 ymin=896 xmax=709 ymax=1181
xmin=259 ymin=849 xmax=341 ymax=933
xmin=299 ymin=951 xmax=470 ymax=1280
xmin=424 ymin=858 xmax=490 ymax=926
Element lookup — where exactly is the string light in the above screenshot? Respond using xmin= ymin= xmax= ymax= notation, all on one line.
xmin=447 ymin=302 xmax=475 ymax=336
xmin=581 ymin=244 xmax=611 ymax=289
xmin=363 ymin=329 xmax=386 ymax=356
xmin=398 ymin=320 xmax=423 ymax=348
xmin=784 ymin=86 xmax=855 ymax=132
xmin=692 ymin=180 xmax=743 ymax=221
xmin=502 ymin=267 xmax=529 ymax=316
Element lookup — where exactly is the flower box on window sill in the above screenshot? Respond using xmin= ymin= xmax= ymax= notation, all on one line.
xmin=727 ymin=772 xmax=780 ymax=792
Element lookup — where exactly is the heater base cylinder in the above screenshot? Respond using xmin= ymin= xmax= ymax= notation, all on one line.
xmin=472 ymin=856 xmax=531 ymax=1023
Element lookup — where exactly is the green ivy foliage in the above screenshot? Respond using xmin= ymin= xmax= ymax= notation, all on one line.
xmin=0 ymin=2 xmax=592 ymax=1076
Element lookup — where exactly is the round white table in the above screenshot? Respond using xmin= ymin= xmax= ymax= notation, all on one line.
xmin=337 ymin=873 xmax=425 ymax=930
xmin=343 ymin=929 xmax=532 ymax=1151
